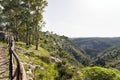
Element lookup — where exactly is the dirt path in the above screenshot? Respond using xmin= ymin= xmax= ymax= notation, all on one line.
xmin=0 ymin=46 xmax=9 ymax=80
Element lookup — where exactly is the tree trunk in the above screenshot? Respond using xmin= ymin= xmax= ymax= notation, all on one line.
xmin=32 ymin=33 xmax=35 ymax=45
xmin=35 ymin=37 xmax=38 ymax=50
xmin=26 ymin=23 xmax=29 ymax=47
xmin=15 ymin=33 xmax=19 ymax=41
xmin=28 ymin=33 xmax=31 ymax=45
xmin=35 ymin=28 xmax=39 ymax=50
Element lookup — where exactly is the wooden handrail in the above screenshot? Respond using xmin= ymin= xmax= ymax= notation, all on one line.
xmin=8 ymin=35 xmax=27 ymax=80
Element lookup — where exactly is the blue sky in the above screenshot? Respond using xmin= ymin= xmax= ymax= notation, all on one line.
xmin=43 ymin=0 xmax=120 ymax=37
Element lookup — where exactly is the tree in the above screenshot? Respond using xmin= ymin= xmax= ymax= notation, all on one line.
xmin=0 ymin=0 xmax=25 ymax=41
xmin=0 ymin=0 xmax=48 ymax=49
xmin=26 ymin=0 xmax=47 ymax=49
xmin=20 ymin=0 xmax=47 ymax=49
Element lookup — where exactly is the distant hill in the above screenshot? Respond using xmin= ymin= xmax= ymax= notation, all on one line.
xmin=71 ymin=37 xmax=120 ymax=70
xmin=70 ymin=37 xmax=120 ymax=57
xmin=94 ymin=45 xmax=120 ymax=70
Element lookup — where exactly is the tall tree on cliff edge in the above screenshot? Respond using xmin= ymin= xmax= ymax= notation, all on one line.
xmin=22 ymin=0 xmax=47 ymax=49
xmin=30 ymin=0 xmax=47 ymax=50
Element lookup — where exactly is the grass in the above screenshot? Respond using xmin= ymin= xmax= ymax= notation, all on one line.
xmin=15 ymin=41 xmax=59 ymax=79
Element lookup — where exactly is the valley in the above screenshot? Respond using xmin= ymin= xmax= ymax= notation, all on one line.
xmin=71 ymin=37 xmax=120 ymax=69
xmin=1 ymin=0 xmax=120 ymax=80
xmin=0 ymin=31 xmax=120 ymax=80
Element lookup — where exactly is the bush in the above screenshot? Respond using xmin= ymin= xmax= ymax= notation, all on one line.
xmin=80 ymin=66 xmax=120 ymax=80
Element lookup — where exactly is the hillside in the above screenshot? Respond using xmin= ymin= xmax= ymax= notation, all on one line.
xmin=0 ymin=31 xmax=91 ymax=80
xmin=39 ymin=32 xmax=90 ymax=66
xmin=94 ymin=45 xmax=120 ymax=70
xmin=1 ymin=0 xmax=120 ymax=80
xmin=71 ymin=37 xmax=120 ymax=57
xmin=1 ymin=33 xmax=120 ymax=79
xmin=71 ymin=37 xmax=120 ymax=71
xmin=0 ymin=40 xmax=80 ymax=80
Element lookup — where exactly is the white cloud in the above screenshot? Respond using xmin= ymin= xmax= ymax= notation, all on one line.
xmin=43 ymin=0 xmax=120 ymax=37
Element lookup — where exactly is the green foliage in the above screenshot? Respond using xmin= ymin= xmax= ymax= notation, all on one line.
xmin=14 ymin=43 xmax=58 ymax=80
xmin=71 ymin=37 xmax=120 ymax=69
xmin=0 ymin=0 xmax=48 ymax=49
xmin=3 ymin=1 xmax=120 ymax=80
xmin=94 ymin=45 xmax=120 ymax=70
xmin=55 ymin=62 xmax=80 ymax=80
xmin=2 ymin=34 xmax=120 ymax=80
xmin=80 ymin=66 xmax=120 ymax=80
xmin=71 ymin=38 xmax=120 ymax=57
xmin=15 ymin=37 xmax=120 ymax=80
xmin=39 ymin=32 xmax=89 ymax=67
xmin=13 ymin=34 xmax=87 ymax=80
xmin=16 ymin=42 xmax=26 ymax=48
xmin=24 ymin=64 xmax=29 ymax=71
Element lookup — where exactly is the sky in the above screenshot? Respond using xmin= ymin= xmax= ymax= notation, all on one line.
xmin=43 ymin=0 xmax=120 ymax=37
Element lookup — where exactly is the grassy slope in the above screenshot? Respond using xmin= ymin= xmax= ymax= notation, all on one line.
xmin=0 ymin=32 xmax=88 ymax=79
xmin=12 ymin=42 xmax=120 ymax=80
xmin=0 ymin=41 xmax=58 ymax=79
xmin=4 ymin=30 xmax=90 ymax=79
xmin=1 ymin=38 xmax=120 ymax=80
xmin=39 ymin=33 xmax=90 ymax=66
xmin=15 ymin=42 xmax=58 ymax=79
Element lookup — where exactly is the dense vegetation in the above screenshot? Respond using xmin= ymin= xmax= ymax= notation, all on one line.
xmin=0 ymin=0 xmax=48 ymax=50
xmin=94 ymin=45 xmax=120 ymax=70
xmin=71 ymin=38 xmax=120 ymax=57
xmin=80 ymin=66 xmax=120 ymax=80
xmin=1 ymin=0 xmax=120 ymax=80
xmin=2 ymin=34 xmax=120 ymax=80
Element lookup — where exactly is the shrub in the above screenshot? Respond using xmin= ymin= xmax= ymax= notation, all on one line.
xmin=80 ymin=66 xmax=120 ymax=80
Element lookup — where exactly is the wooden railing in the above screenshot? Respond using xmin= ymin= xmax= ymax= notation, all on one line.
xmin=8 ymin=35 xmax=27 ymax=80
